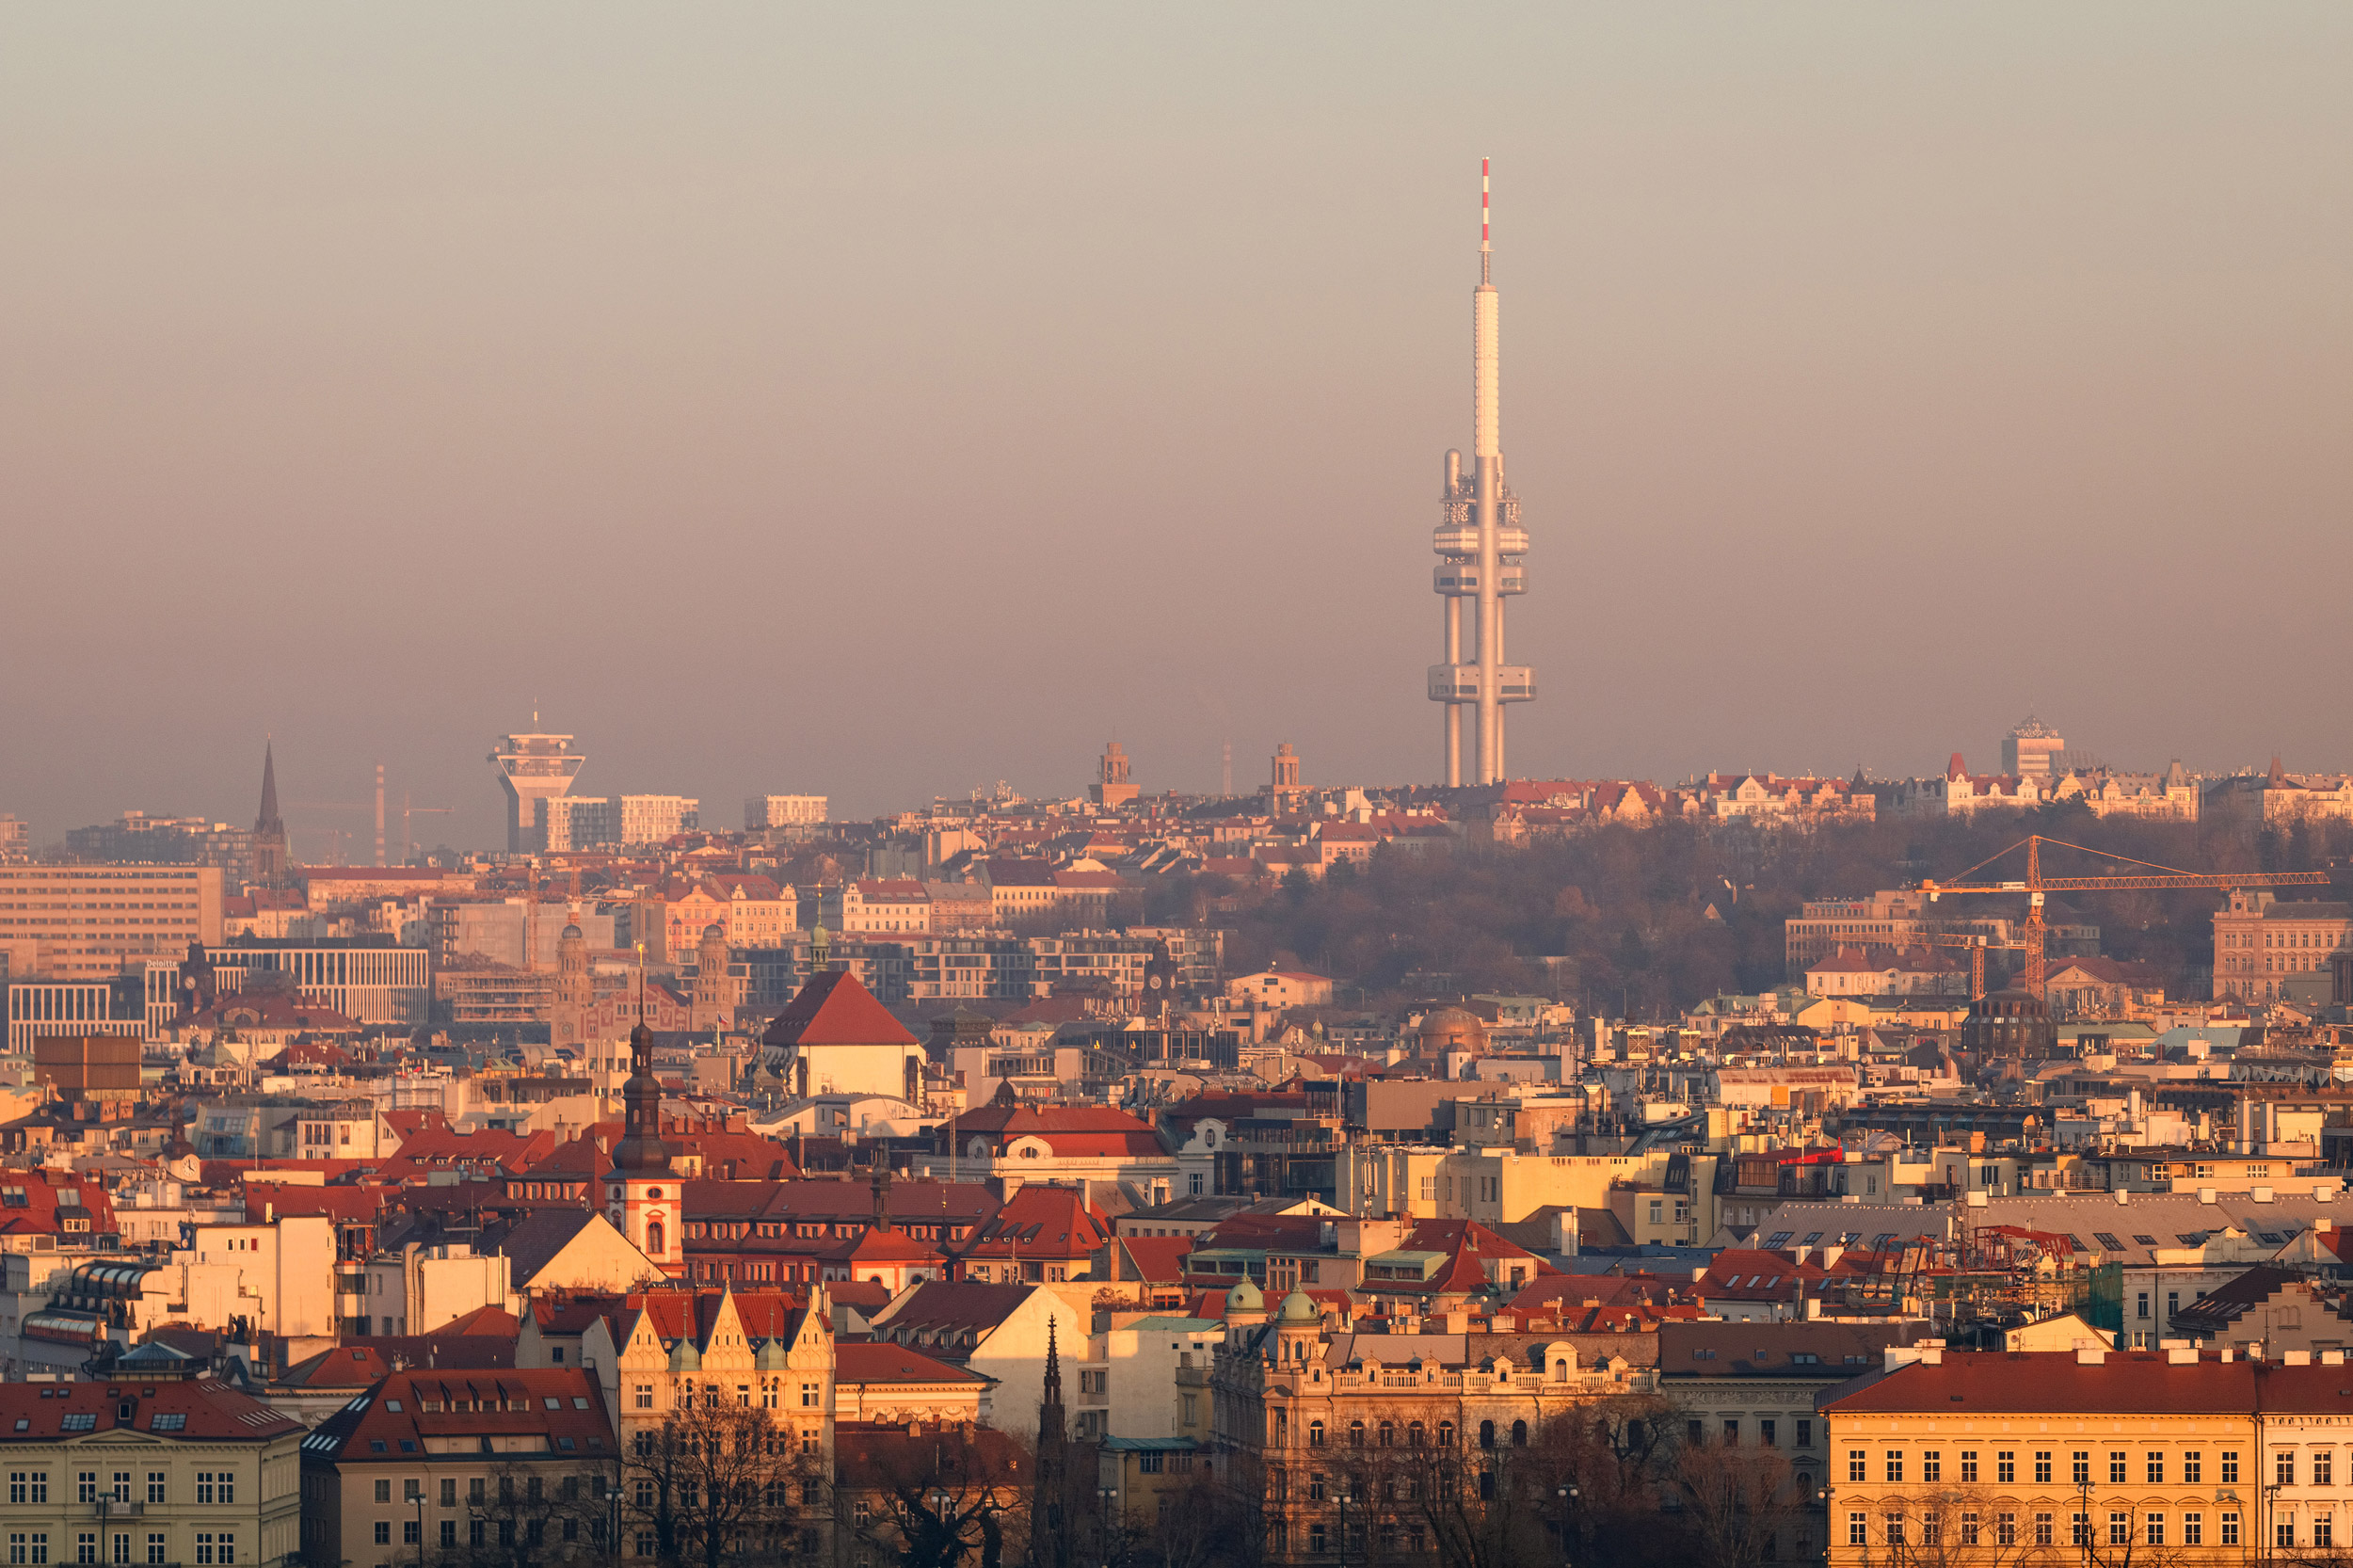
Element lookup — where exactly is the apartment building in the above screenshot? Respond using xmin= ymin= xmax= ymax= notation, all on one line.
xmin=296 ymin=1367 xmax=614 ymax=1568
xmin=2212 ymin=892 xmax=2353 ymax=1003
xmin=0 ymin=1343 xmax=304 ymax=1568
xmin=1821 ymin=1346 xmax=2353 ymax=1568
xmin=744 ymin=796 xmax=827 ymax=830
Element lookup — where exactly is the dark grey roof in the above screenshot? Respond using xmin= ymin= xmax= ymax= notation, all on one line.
xmin=488 ymin=1208 xmax=600 ymax=1288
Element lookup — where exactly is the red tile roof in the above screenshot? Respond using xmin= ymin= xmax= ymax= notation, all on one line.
xmin=302 ymin=1367 xmax=612 ymax=1461
xmin=760 ymin=969 xmax=918 ymax=1049
xmin=0 ymin=1378 xmax=300 ymax=1442
xmin=833 ymin=1342 xmax=987 ymax=1386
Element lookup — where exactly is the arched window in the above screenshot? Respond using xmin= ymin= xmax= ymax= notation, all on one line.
xmin=1479 ymin=1420 xmax=1497 ymax=1451
xmin=1378 ymin=1420 xmax=1395 ymax=1448
xmin=1350 ymin=1421 xmax=1365 ymax=1448
xmin=647 ymin=1221 xmax=665 ymax=1256
xmin=1408 ymin=1421 xmax=1425 ymax=1448
xmin=1308 ymin=1421 xmax=1325 ymax=1448
xmin=1437 ymin=1421 xmax=1456 ymax=1449
xmin=1511 ymin=1419 xmax=1529 ymax=1448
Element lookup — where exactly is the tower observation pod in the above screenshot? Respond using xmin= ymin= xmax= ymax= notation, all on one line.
xmin=1427 ymin=157 xmax=1534 ymax=788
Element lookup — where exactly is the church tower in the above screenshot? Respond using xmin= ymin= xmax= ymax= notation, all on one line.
xmin=606 ymin=1015 xmax=680 ymax=1276
xmin=692 ymin=921 xmax=732 ymax=1032
xmin=552 ymin=919 xmax=591 ymax=1051
xmin=250 ymin=742 xmax=289 ymax=890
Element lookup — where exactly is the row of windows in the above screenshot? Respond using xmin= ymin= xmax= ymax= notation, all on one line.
xmin=628 ymin=1383 xmax=821 ymax=1411
xmin=1849 ymin=1448 xmax=2243 ymax=1485
xmin=1300 ymin=1417 xmax=1530 ymax=1449
xmin=376 ymin=1518 xmax=584 ymax=1549
xmin=6 ymin=1534 xmax=216 ymax=1567
xmin=9 ymin=1474 xmax=212 ymax=1507
xmin=1849 ymin=1511 xmax=2241 ymax=1548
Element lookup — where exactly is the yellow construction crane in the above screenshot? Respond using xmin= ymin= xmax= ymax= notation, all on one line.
xmin=1920 ymin=834 xmax=2330 ymax=1001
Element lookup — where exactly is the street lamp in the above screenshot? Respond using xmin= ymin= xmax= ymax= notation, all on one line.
xmin=1099 ymin=1486 xmax=1120 ymax=1568
xmin=1556 ymin=1485 xmax=1580 ymax=1568
xmin=604 ymin=1480 xmax=624 ymax=1560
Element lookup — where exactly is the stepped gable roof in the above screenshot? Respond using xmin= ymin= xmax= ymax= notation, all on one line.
xmin=761 ymin=969 xmax=918 ymax=1049
xmin=0 ymin=1376 xmax=299 ymax=1442
xmin=833 ymin=1342 xmax=987 ymax=1387
xmin=299 ymin=1367 xmax=611 ymax=1462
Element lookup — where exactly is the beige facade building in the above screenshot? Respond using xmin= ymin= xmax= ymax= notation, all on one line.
xmin=2211 ymin=893 xmax=2353 ymax=1003
xmin=0 ymin=865 xmax=222 ymax=981
xmin=0 ymin=1346 xmax=303 ymax=1568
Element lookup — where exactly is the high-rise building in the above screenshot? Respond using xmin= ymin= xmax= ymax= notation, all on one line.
xmin=618 ymin=794 xmax=699 ymax=844
xmin=745 ymin=794 xmax=828 ymax=830
xmin=488 ymin=728 xmax=585 ymax=855
xmin=2003 ymin=715 xmax=2065 ymax=778
xmin=0 ymin=865 xmax=223 ymax=980
xmin=536 ymin=795 xmax=616 ymax=853
xmin=1428 ymin=159 xmax=1536 ymax=787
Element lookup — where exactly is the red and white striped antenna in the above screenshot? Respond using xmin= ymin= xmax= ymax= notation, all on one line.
xmin=1480 ymin=156 xmax=1491 ymax=284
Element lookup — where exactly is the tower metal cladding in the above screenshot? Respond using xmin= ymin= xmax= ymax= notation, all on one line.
xmin=489 ymin=726 xmax=585 ymax=854
xmin=1428 ymin=158 xmax=1534 ymax=787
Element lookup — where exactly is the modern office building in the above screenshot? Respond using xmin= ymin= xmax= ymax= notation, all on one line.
xmin=0 ymin=864 xmax=222 ymax=980
xmin=1428 ymin=159 xmax=1536 ymax=787
xmin=617 ymin=794 xmax=698 ymax=844
xmin=488 ymin=728 xmax=585 ymax=854
xmin=536 ymin=794 xmax=617 ymax=853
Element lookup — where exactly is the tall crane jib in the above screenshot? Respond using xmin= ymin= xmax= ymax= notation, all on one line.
xmin=1917 ymin=834 xmax=2331 ymax=1001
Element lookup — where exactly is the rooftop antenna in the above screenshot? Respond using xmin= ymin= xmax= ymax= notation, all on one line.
xmin=1481 ymin=155 xmax=1491 ymax=285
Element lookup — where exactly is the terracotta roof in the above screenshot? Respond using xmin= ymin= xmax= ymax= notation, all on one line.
xmin=1824 ymin=1351 xmax=2260 ymax=1415
xmin=0 ymin=1378 xmax=299 ymax=1442
xmin=760 ymin=969 xmax=918 ymax=1049
xmin=873 ymin=1280 xmax=1037 ymax=1337
xmin=833 ymin=1342 xmax=987 ymax=1386
xmin=299 ymin=1367 xmax=611 ymax=1461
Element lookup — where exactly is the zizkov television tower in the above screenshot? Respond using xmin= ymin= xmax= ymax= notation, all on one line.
xmin=1428 ymin=158 xmax=1534 ymax=787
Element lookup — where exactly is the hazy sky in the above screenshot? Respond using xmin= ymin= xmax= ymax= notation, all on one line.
xmin=5 ymin=5 xmax=2349 ymax=855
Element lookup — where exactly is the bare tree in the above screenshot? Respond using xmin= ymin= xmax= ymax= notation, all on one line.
xmin=837 ymin=1423 xmax=1028 ymax=1568
xmin=619 ymin=1393 xmax=806 ymax=1568
xmin=1673 ymin=1442 xmax=1810 ymax=1568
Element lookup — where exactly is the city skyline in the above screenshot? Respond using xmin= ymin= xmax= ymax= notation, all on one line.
xmin=4 ymin=7 xmax=2350 ymax=845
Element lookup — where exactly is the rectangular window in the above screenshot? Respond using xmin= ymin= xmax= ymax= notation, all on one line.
xmin=2035 ymin=1451 xmax=2053 ymax=1483
xmin=30 ymin=1536 xmax=44 ymax=1564
xmin=194 ymin=1538 xmax=213 ymax=1567
xmin=2279 ymin=1520 xmax=2297 ymax=1550
xmin=1922 ymin=1452 xmax=1942 ymax=1483
xmin=2320 ymin=1452 xmax=2336 ymax=1487
xmin=2223 ymin=1513 xmax=2241 ymax=1547
xmin=1760 ymin=1420 xmax=1776 ymax=1448
xmin=1884 ymin=1516 xmax=1905 ymax=1546
xmin=76 ymin=1476 xmax=95 ymax=1506
xmin=374 ymin=1480 xmax=391 ymax=1504
xmin=75 ymin=1538 xmax=93 ymax=1566
xmin=110 ymin=1476 xmax=128 ymax=1505
xmin=1848 ymin=1450 xmax=1866 ymax=1482
xmin=2147 ymin=1452 xmax=2164 ymax=1484
xmin=1996 ymin=1514 xmax=2017 ymax=1547
xmin=2319 ymin=1516 xmax=2337 ymax=1550
xmin=2184 ymin=1451 xmax=2202 ymax=1484
xmin=144 ymin=1543 xmax=162 ymax=1568
xmin=1997 ymin=1450 xmax=2016 ymax=1483
xmin=1885 ymin=1451 xmax=1904 ymax=1483
xmin=403 ymin=1523 xmax=420 ymax=1546
xmin=196 ymin=1474 xmax=215 ymax=1506
xmin=440 ymin=1524 xmax=456 ymax=1550
xmin=13 ymin=1536 xmax=25 ymax=1567
xmin=216 ymin=1538 xmax=232 ymax=1566
xmin=2110 ymin=1513 xmax=2131 ymax=1546
xmin=1848 ymin=1515 xmax=1867 ymax=1548
xmin=372 ymin=1526 xmax=389 ymax=1547
xmin=2185 ymin=1513 xmax=2204 ymax=1545
xmin=1921 ymin=1516 xmax=1942 ymax=1548
xmin=440 ymin=1480 xmax=456 ymax=1508
xmin=1961 ymin=1451 xmax=1978 ymax=1483
xmin=29 ymin=1478 xmax=44 ymax=1507
xmin=2146 ymin=1514 xmax=2165 ymax=1545
xmin=2281 ymin=1452 xmax=2297 ymax=1486
xmin=2073 ymin=1451 xmax=2091 ymax=1486
xmin=2109 ymin=1452 xmax=2127 ymax=1485
xmin=402 ymin=1480 xmax=422 ymax=1504
xmin=634 ymin=1384 xmax=653 ymax=1410
xmin=1797 ymin=1419 xmax=1813 ymax=1449
xmin=2223 ymin=1452 xmax=2241 ymax=1484
xmin=1961 ymin=1513 xmax=1979 ymax=1546
xmin=109 ymin=1542 xmax=125 ymax=1568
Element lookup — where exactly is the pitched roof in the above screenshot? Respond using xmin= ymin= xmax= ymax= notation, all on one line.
xmin=760 ymin=970 xmax=919 ymax=1050
xmin=298 ymin=1368 xmax=611 ymax=1461
xmin=872 ymin=1280 xmax=1038 ymax=1338
xmin=832 ymin=1342 xmax=988 ymax=1386
xmin=1823 ymin=1351 xmax=2260 ymax=1415
xmin=0 ymin=1378 xmax=300 ymax=1442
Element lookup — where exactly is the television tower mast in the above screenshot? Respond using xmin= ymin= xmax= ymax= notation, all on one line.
xmin=1429 ymin=158 xmax=1534 ymax=786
